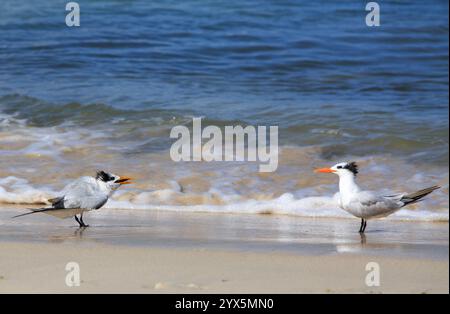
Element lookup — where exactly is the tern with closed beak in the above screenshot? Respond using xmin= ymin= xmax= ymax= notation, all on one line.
xmin=13 ymin=171 xmax=132 ymax=227
xmin=315 ymin=162 xmax=440 ymax=233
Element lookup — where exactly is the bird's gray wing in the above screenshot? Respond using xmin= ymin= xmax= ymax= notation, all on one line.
xmin=48 ymin=195 xmax=108 ymax=218
xmin=43 ymin=193 xmax=108 ymax=219
xmin=349 ymin=191 xmax=402 ymax=218
xmin=64 ymin=195 xmax=108 ymax=210
xmin=13 ymin=177 xmax=109 ymax=220
xmin=62 ymin=177 xmax=109 ymax=210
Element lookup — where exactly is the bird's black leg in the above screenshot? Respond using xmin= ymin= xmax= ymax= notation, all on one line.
xmin=80 ymin=213 xmax=89 ymax=227
xmin=359 ymin=218 xmax=365 ymax=233
xmin=362 ymin=220 xmax=367 ymax=233
xmin=74 ymin=215 xmax=83 ymax=227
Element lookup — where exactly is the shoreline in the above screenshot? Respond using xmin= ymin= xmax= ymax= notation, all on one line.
xmin=0 ymin=207 xmax=448 ymax=293
xmin=0 ymin=207 xmax=448 ymax=259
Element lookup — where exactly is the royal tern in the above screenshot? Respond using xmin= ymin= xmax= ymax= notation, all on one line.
xmin=315 ymin=162 xmax=439 ymax=233
xmin=13 ymin=171 xmax=132 ymax=227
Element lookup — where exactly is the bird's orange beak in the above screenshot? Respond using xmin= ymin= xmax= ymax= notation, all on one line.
xmin=314 ymin=168 xmax=336 ymax=173
xmin=116 ymin=176 xmax=133 ymax=185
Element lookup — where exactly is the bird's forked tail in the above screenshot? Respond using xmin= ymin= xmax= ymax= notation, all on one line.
xmin=401 ymin=186 xmax=440 ymax=207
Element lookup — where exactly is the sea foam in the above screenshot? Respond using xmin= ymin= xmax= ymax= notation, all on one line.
xmin=1 ymin=176 xmax=447 ymax=222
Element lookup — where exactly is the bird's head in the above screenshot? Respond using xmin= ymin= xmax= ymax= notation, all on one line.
xmin=96 ymin=170 xmax=132 ymax=191
xmin=315 ymin=162 xmax=359 ymax=177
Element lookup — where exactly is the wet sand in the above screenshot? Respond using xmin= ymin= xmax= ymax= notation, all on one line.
xmin=0 ymin=207 xmax=448 ymax=293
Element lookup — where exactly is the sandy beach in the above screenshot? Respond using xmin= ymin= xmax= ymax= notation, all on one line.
xmin=0 ymin=207 xmax=448 ymax=293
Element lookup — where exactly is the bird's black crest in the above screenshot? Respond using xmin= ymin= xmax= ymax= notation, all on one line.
xmin=344 ymin=162 xmax=358 ymax=176
xmin=96 ymin=171 xmax=115 ymax=182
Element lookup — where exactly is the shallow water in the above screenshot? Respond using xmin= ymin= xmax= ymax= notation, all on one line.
xmin=0 ymin=1 xmax=448 ymax=220
xmin=0 ymin=208 xmax=448 ymax=260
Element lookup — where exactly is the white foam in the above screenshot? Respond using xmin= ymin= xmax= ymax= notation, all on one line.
xmin=0 ymin=176 xmax=53 ymax=204
xmin=1 ymin=110 xmax=111 ymax=160
xmin=1 ymin=176 xmax=448 ymax=222
xmin=0 ymin=112 xmax=26 ymax=127
xmin=106 ymin=189 xmax=449 ymax=222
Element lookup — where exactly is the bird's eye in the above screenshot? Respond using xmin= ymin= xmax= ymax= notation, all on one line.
xmin=337 ymin=166 xmax=342 ymax=169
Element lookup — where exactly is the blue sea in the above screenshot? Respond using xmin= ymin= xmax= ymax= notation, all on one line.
xmin=0 ymin=0 xmax=448 ymax=220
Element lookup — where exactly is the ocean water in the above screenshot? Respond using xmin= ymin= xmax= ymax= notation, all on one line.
xmin=0 ymin=1 xmax=448 ymax=221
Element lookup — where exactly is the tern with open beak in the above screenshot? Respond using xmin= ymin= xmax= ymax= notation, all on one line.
xmin=13 ymin=171 xmax=132 ymax=227
xmin=315 ymin=162 xmax=440 ymax=233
